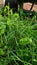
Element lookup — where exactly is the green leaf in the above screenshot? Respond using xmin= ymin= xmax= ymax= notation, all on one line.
xmin=19 ymin=37 xmax=32 ymax=45
xmin=0 ymin=48 xmax=5 ymax=55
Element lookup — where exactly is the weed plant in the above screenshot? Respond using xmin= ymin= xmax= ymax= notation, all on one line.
xmin=0 ymin=6 xmax=37 ymax=65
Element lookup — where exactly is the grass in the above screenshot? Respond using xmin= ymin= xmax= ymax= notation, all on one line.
xmin=0 ymin=6 xmax=37 ymax=65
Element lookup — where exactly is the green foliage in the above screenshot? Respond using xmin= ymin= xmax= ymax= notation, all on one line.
xmin=0 ymin=7 xmax=37 ymax=65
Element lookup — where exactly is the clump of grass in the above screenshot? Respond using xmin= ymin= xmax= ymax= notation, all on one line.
xmin=0 ymin=6 xmax=37 ymax=65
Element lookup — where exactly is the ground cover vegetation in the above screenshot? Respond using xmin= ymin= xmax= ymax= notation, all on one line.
xmin=0 ymin=5 xmax=37 ymax=65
